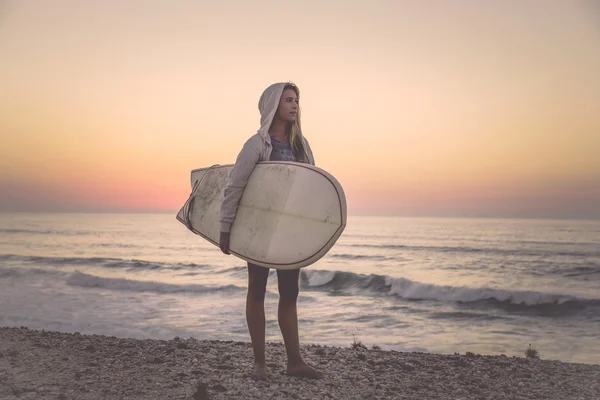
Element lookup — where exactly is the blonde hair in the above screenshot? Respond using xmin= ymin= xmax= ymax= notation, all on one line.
xmin=283 ymin=83 xmax=309 ymax=163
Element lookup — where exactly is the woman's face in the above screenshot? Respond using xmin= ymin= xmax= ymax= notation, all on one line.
xmin=277 ymin=88 xmax=298 ymax=122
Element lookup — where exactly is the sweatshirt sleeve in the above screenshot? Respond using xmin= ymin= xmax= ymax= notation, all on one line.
xmin=219 ymin=137 xmax=261 ymax=233
xmin=304 ymin=137 xmax=315 ymax=166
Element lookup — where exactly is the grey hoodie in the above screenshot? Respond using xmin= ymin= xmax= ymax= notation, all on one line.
xmin=219 ymin=82 xmax=316 ymax=233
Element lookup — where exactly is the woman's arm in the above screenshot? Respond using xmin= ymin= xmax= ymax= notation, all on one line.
xmin=219 ymin=136 xmax=261 ymax=253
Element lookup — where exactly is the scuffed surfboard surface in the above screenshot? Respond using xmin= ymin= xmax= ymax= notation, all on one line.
xmin=177 ymin=162 xmax=346 ymax=269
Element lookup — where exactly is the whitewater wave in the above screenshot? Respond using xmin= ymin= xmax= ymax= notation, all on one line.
xmin=2 ymin=253 xmax=598 ymax=315
xmin=66 ymin=271 xmax=244 ymax=294
xmin=300 ymin=269 xmax=599 ymax=312
xmin=0 ymin=265 xmax=246 ymax=296
xmin=384 ymin=276 xmax=574 ymax=305
xmin=4 ymin=252 xmax=597 ymax=282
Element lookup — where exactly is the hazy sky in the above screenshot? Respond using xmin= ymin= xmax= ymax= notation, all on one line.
xmin=1 ymin=0 xmax=599 ymax=218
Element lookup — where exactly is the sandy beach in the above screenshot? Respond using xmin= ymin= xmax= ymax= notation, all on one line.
xmin=0 ymin=327 xmax=598 ymax=400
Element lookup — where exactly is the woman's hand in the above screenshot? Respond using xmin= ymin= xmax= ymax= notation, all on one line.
xmin=220 ymin=232 xmax=231 ymax=255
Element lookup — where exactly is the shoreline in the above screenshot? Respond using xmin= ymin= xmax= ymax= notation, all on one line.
xmin=1 ymin=327 xmax=599 ymax=399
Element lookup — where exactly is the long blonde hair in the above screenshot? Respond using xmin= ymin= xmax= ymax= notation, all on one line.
xmin=283 ymin=83 xmax=309 ymax=163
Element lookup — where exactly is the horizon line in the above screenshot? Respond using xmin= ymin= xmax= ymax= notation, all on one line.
xmin=0 ymin=210 xmax=598 ymax=222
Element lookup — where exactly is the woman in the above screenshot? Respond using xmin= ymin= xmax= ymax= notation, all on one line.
xmin=219 ymin=82 xmax=321 ymax=379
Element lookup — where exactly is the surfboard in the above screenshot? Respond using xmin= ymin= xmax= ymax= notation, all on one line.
xmin=176 ymin=162 xmax=347 ymax=269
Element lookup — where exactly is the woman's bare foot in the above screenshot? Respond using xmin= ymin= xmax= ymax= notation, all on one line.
xmin=252 ymin=363 xmax=268 ymax=380
xmin=286 ymin=362 xmax=322 ymax=379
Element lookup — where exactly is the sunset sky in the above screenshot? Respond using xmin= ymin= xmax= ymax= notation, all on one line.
xmin=1 ymin=0 xmax=599 ymax=218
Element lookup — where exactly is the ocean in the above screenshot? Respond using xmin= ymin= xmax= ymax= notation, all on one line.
xmin=0 ymin=213 xmax=598 ymax=364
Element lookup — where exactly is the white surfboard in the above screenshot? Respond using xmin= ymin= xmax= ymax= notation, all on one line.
xmin=176 ymin=161 xmax=347 ymax=269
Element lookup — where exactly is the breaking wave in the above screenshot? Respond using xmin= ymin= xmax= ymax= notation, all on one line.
xmin=66 ymin=271 xmax=244 ymax=294
xmin=301 ymin=269 xmax=599 ymax=315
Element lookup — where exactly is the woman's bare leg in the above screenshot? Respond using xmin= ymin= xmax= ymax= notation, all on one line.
xmin=277 ymin=269 xmax=322 ymax=378
xmin=246 ymin=263 xmax=269 ymax=378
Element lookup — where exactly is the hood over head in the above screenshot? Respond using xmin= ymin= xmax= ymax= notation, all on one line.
xmin=256 ymin=82 xmax=301 ymax=142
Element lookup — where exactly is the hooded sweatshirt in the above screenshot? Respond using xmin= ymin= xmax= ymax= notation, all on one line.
xmin=219 ymin=82 xmax=316 ymax=233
